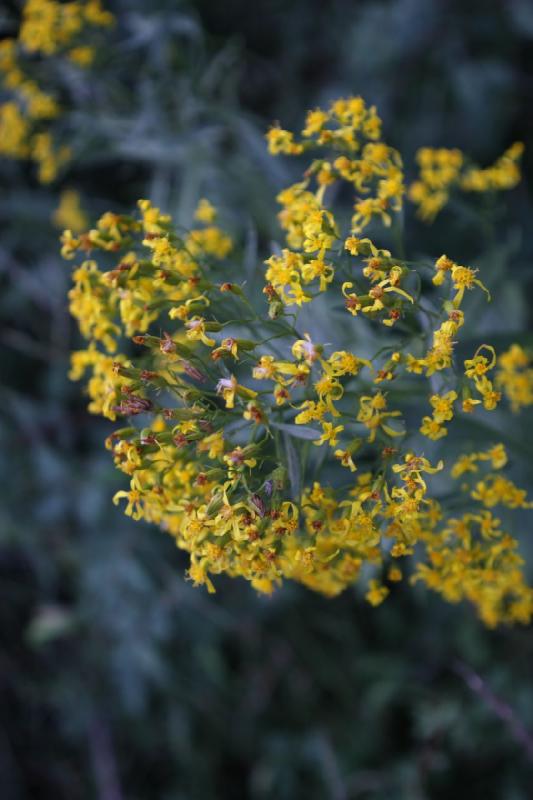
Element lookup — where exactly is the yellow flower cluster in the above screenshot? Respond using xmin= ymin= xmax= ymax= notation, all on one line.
xmin=265 ymin=97 xmax=404 ymax=308
xmin=419 ymin=390 xmax=457 ymax=440
xmin=416 ymin=446 xmax=533 ymax=627
xmin=66 ymin=99 xmax=533 ymax=626
xmin=0 ymin=0 xmax=113 ymax=182
xmin=496 ymin=344 xmax=533 ymax=412
xmin=405 ymin=257 xmax=501 ymax=424
xmin=409 ymin=142 xmax=524 ymax=221
xmin=19 ymin=0 xmax=113 ymax=58
xmin=53 ymin=189 xmax=88 ymax=233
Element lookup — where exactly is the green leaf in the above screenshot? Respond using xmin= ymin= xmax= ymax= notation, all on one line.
xmin=270 ymin=422 xmax=320 ymax=440
xmin=283 ymin=433 xmax=301 ymax=502
xmin=26 ymin=605 xmax=77 ymax=647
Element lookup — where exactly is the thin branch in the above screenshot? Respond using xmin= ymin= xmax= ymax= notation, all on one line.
xmin=454 ymin=660 xmax=533 ymax=761
xmin=87 ymin=715 xmax=124 ymax=800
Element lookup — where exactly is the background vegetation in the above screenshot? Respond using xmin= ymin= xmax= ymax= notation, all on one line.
xmin=1 ymin=1 xmax=533 ymax=797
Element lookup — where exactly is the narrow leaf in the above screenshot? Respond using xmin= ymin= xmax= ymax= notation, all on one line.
xmin=271 ymin=422 xmax=320 ymax=440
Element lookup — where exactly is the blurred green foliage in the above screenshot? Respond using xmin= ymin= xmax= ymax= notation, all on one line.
xmin=1 ymin=1 xmax=533 ymax=797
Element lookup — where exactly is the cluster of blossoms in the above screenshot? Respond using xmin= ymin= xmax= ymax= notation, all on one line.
xmin=53 ymin=188 xmax=88 ymax=233
xmin=496 ymin=344 xmax=533 ymax=413
xmin=0 ymin=0 xmax=113 ymax=182
xmin=66 ymin=97 xmax=533 ymax=626
xmin=409 ymin=143 xmax=524 ymax=221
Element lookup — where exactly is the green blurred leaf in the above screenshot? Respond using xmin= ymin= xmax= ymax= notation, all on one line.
xmin=271 ymin=422 xmax=320 ymax=440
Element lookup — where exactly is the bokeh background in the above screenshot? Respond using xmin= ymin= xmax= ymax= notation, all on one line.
xmin=2 ymin=1 xmax=533 ymax=797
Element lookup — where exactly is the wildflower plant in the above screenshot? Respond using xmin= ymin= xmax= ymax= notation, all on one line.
xmin=0 ymin=0 xmax=114 ymax=182
xmin=66 ymin=96 xmax=533 ymax=626
xmin=409 ymin=142 xmax=524 ymax=221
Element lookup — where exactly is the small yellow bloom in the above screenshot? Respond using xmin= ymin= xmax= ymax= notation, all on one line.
xmin=185 ymin=316 xmax=216 ymax=347
xmin=334 ymin=449 xmax=357 ymax=471
xmin=266 ymin=125 xmax=303 ymax=155
xmin=366 ymin=579 xmax=389 ymax=606
xmin=194 ymin=198 xmax=217 ymax=223
xmin=314 ymin=422 xmax=344 ymax=447
xmin=53 ymin=189 xmax=88 ymax=233
xmin=292 ymin=333 xmax=322 ymax=364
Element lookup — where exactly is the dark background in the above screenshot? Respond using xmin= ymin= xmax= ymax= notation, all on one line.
xmin=1 ymin=1 xmax=533 ymax=798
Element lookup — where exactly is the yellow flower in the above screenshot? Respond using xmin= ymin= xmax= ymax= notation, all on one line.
xmin=300 ymin=258 xmax=334 ymax=291
xmin=314 ymin=422 xmax=344 ymax=447
xmin=216 ymin=376 xmax=238 ymax=408
xmin=392 ymin=454 xmax=443 ymax=497
xmin=266 ymin=125 xmax=303 ymax=155
xmin=482 ymin=444 xmax=507 ymax=469
xmin=194 ymin=198 xmax=217 ymax=223
xmin=334 ymin=449 xmax=357 ymax=471
xmin=185 ymin=317 xmax=216 ymax=347
xmin=302 ymin=108 xmax=329 ymax=137
xmin=420 ymin=416 xmax=447 ymax=440
xmin=138 ymin=199 xmax=171 ymax=233
xmin=357 ymin=393 xmax=402 ymax=442
xmin=472 ymin=476 xmax=533 ymax=510
xmin=451 ymin=264 xmax=490 ymax=307
xmin=327 ymin=350 xmax=370 ymax=377
xmin=314 ymin=373 xmax=343 ymax=416
xmin=366 ymin=579 xmax=389 ymax=606
xmin=342 ymin=282 xmax=362 ymax=316
xmin=223 ymin=447 xmax=257 ymax=473
xmin=362 ymin=274 xmax=413 ymax=315
xmin=495 ymin=344 xmax=533 ymax=412
xmin=294 ymin=400 xmax=327 ymax=424
xmin=432 ymin=254 xmax=454 ymax=286
xmin=344 ymin=236 xmax=377 ymax=256
xmin=474 ymin=377 xmax=501 ymax=410
xmin=113 ymin=488 xmax=143 ymax=520
xmin=460 ymin=142 xmax=524 ymax=192
xmin=292 ymin=334 xmax=322 ymax=364
xmin=197 ymin=431 xmax=225 ymax=460
xmin=409 ymin=148 xmax=463 ymax=220
xmin=464 ymin=345 xmax=496 ymax=380
xmin=215 ymin=376 xmax=257 ymax=409
xmin=186 ymin=227 xmax=232 ymax=258
xmin=462 ymin=398 xmax=481 ymax=413
xmin=211 ymin=337 xmax=239 ymax=361
xmin=429 ymin=390 xmax=457 ymax=423
xmin=53 ymin=189 xmax=88 ymax=233
xmin=388 ymin=566 xmax=402 ymax=582
xmin=68 ymin=46 xmax=95 ymax=66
